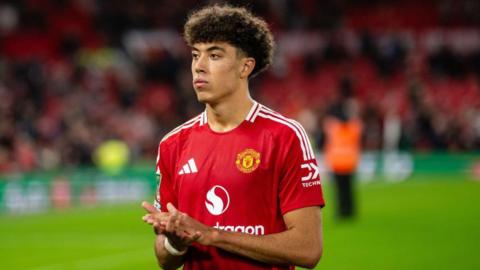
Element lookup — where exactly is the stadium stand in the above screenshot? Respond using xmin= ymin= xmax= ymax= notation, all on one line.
xmin=0 ymin=0 xmax=479 ymax=173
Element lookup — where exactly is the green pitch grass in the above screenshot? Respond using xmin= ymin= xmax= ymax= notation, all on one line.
xmin=1 ymin=174 xmax=479 ymax=270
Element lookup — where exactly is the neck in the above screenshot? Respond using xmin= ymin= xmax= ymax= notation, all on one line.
xmin=206 ymin=88 xmax=254 ymax=133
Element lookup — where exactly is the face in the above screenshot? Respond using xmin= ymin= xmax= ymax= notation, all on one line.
xmin=191 ymin=42 xmax=252 ymax=104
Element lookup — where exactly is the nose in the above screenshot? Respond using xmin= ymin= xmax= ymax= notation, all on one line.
xmin=193 ymin=55 xmax=207 ymax=74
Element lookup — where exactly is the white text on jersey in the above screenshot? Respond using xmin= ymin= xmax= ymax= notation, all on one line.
xmin=214 ymin=222 xmax=265 ymax=235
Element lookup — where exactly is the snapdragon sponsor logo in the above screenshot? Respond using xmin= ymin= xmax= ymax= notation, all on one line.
xmin=214 ymin=222 xmax=265 ymax=235
xmin=205 ymin=185 xmax=230 ymax=215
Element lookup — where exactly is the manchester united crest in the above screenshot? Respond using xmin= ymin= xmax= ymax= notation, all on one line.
xmin=236 ymin=148 xmax=261 ymax=173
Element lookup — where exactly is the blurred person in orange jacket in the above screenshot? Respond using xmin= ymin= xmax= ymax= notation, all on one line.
xmin=324 ymin=78 xmax=362 ymax=219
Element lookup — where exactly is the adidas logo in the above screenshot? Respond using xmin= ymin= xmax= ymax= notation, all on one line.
xmin=179 ymin=158 xmax=198 ymax=175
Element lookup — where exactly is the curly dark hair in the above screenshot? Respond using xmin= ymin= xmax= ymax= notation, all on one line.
xmin=184 ymin=4 xmax=275 ymax=78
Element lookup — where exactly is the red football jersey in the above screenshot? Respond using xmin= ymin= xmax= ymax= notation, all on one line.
xmin=155 ymin=102 xmax=325 ymax=270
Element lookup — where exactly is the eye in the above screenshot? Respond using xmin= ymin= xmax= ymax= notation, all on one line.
xmin=210 ymin=53 xmax=221 ymax=60
xmin=191 ymin=52 xmax=199 ymax=60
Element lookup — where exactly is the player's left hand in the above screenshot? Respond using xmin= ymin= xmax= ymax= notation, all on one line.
xmin=142 ymin=202 xmax=214 ymax=246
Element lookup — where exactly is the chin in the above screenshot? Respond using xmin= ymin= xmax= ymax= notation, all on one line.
xmin=194 ymin=88 xmax=222 ymax=105
xmin=195 ymin=92 xmax=212 ymax=104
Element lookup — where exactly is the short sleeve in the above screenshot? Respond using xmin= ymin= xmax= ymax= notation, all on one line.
xmin=154 ymin=141 xmax=177 ymax=212
xmin=278 ymin=127 xmax=325 ymax=215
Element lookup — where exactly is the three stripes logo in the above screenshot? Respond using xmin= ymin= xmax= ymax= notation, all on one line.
xmin=178 ymin=158 xmax=198 ymax=175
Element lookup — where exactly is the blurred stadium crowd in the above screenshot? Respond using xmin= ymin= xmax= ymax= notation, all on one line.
xmin=1 ymin=0 xmax=480 ymax=173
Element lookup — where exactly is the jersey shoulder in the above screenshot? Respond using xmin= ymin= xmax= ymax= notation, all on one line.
xmin=253 ymin=104 xmax=316 ymax=161
xmin=160 ymin=112 xmax=205 ymax=148
xmin=253 ymin=105 xmax=304 ymax=137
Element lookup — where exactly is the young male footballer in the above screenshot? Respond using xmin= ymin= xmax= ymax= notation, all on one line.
xmin=142 ymin=5 xmax=325 ymax=269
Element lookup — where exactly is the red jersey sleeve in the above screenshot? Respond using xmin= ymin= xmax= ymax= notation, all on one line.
xmin=278 ymin=127 xmax=325 ymax=215
xmin=154 ymin=141 xmax=178 ymax=212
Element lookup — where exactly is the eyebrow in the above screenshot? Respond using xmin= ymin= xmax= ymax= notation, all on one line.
xmin=192 ymin=46 xmax=226 ymax=52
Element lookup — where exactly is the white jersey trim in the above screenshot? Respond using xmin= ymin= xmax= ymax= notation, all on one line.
xmin=245 ymin=101 xmax=259 ymax=122
xmin=260 ymin=106 xmax=315 ymax=159
xmin=157 ymin=114 xmax=202 ymax=174
xmin=200 ymin=110 xmax=208 ymax=126
xmin=257 ymin=107 xmax=315 ymax=161
xmin=155 ymin=151 xmax=161 ymax=175
xmin=161 ymin=114 xmax=202 ymax=143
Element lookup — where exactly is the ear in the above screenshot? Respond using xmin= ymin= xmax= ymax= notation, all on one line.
xmin=239 ymin=58 xmax=256 ymax=79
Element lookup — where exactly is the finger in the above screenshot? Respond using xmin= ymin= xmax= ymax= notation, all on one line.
xmin=164 ymin=205 xmax=186 ymax=236
xmin=145 ymin=219 xmax=155 ymax=225
xmin=192 ymin=231 xmax=202 ymax=242
xmin=152 ymin=212 xmax=170 ymax=222
xmin=146 ymin=212 xmax=170 ymax=227
xmin=174 ymin=216 xmax=184 ymax=236
xmin=183 ymin=231 xmax=201 ymax=245
xmin=166 ymin=202 xmax=178 ymax=214
xmin=157 ymin=223 xmax=167 ymax=232
xmin=142 ymin=201 xmax=159 ymax=213
xmin=165 ymin=214 xmax=176 ymax=232
xmin=143 ymin=210 xmax=168 ymax=224
xmin=178 ymin=213 xmax=190 ymax=232
xmin=142 ymin=214 xmax=155 ymax=224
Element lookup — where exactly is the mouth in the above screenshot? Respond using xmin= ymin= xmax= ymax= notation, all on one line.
xmin=193 ymin=79 xmax=208 ymax=88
